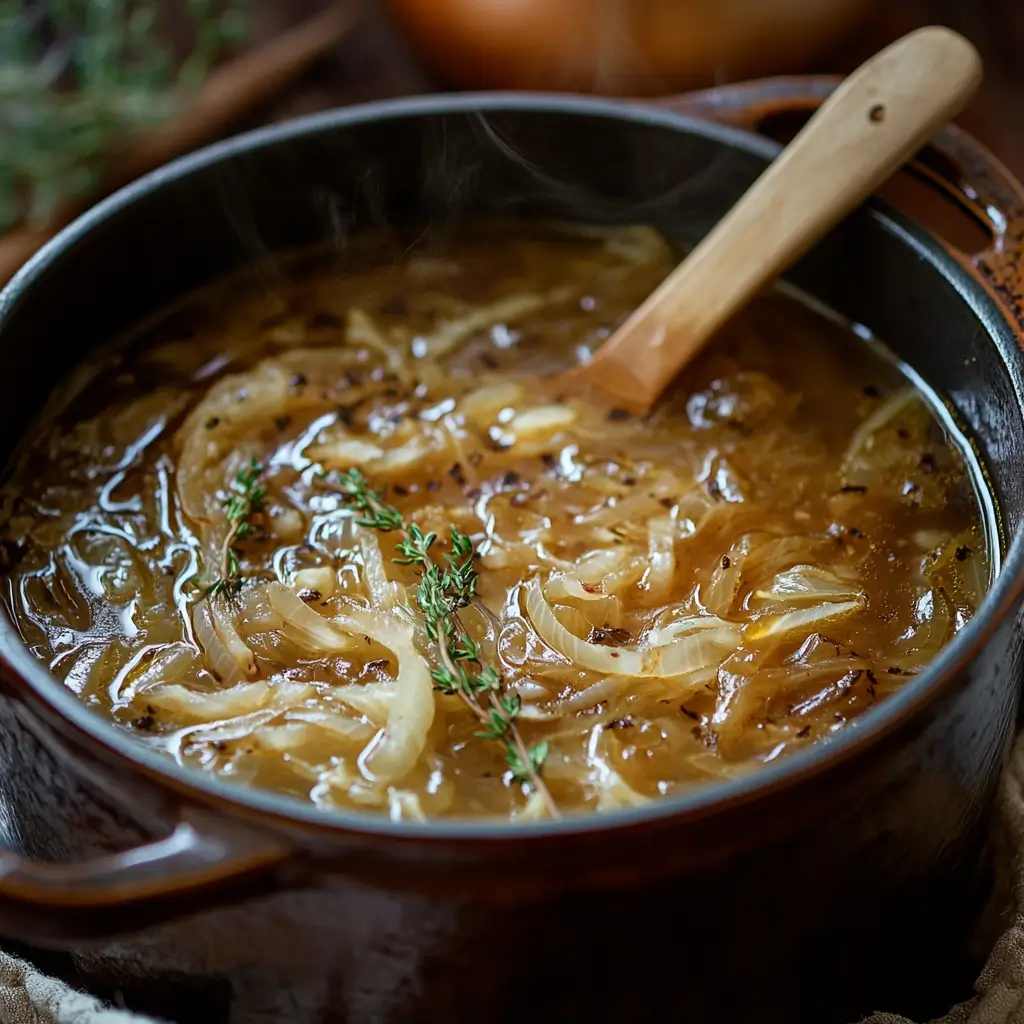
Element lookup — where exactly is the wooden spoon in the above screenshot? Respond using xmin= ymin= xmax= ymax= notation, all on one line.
xmin=567 ymin=26 xmax=983 ymax=413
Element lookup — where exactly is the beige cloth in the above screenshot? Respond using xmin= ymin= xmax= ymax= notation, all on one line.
xmin=4 ymin=739 xmax=1024 ymax=1024
xmin=0 ymin=952 xmax=157 ymax=1024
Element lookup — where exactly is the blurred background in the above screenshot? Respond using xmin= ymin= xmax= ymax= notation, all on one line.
xmin=3 ymin=0 xmax=1023 ymax=261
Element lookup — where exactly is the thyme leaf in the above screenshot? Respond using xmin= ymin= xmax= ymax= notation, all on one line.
xmin=335 ymin=468 xmax=558 ymax=816
xmin=207 ymin=456 xmax=265 ymax=598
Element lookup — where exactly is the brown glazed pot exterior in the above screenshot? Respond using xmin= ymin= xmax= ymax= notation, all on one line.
xmin=0 ymin=82 xmax=1023 ymax=1023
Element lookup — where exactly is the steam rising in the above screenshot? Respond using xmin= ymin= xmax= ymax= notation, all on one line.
xmin=201 ymin=98 xmax=759 ymax=312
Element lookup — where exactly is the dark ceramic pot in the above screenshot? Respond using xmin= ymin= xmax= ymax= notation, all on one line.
xmin=0 ymin=79 xmax=1023 ymax=1024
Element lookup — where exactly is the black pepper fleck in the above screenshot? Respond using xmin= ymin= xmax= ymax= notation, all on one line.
xmin=721 ymin=555 xmax=731 ymax=569
xmin=588 ymin=625 xmax=633 ymax=647
xmin=297 ymin=588 xmax=321 ymax=602
xmin=205 ymin=417 xmax=220 ymax=429
xmin=955 ymin=545 xmax=973 ymax=561
xmin=866 ymin=668 xmax=878 ymax=699
xmin=608 ymin=408 xmax=632 ymax=422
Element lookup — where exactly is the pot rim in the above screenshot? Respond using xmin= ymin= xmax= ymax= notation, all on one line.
xmin=2 ymin=90 xmax=1022 ymax=842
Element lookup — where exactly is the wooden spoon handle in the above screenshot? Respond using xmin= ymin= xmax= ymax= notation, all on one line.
xmin=587 ymin=26 xmax=982 ymax=411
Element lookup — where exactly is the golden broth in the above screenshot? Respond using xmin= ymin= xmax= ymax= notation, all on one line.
xmin=0 ymin=222 xmax=990 ymax=821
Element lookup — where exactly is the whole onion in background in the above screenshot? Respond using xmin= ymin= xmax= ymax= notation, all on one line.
xmin=385 ymin=0 xmax=880 ymax=96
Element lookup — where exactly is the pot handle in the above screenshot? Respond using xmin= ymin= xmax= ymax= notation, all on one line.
xmin=0 ymin=803 xmax=291 ymax=942
xmin=650 ymin=76 xmax=1024 ymax=329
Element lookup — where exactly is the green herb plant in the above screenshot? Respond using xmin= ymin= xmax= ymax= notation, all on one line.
xmin=208 ymin=456 xmax=265 ymax=599
xmin=0 ymin=0 xmax=247 ymax=234
xmin=336 ymin=468 xmax=559 ymax=818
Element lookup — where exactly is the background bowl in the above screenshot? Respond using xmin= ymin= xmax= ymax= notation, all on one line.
xmin=386 ymin=0 xmax=880 ymax=94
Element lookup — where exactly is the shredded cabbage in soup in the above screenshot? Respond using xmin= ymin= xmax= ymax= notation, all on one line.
xmin=0 ymin=222 xmax=990 ymax=821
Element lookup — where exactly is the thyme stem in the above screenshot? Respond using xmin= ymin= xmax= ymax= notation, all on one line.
xmin=335 ymin=468 xmax=559 ymax=818
xmin=208 ymin=456 xmax=265 ymax=598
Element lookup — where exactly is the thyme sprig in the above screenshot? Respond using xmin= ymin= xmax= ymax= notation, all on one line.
xmin=336 ymin=468 xmax=558 ymax=817
xmin=0 ymin=0 xmax=247 ymax=233
xmin=208 ymin=456 xmax=265 ymax=598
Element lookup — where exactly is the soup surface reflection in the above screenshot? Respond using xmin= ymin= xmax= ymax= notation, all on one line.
xmin=0 ymin=222 xmax=990 ymax=820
